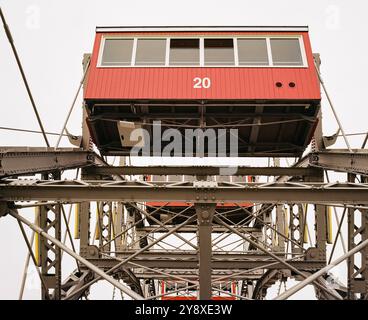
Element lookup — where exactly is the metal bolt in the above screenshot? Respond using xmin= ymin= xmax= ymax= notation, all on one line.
xmin=201 ymin=210 xmax=209 ymax=219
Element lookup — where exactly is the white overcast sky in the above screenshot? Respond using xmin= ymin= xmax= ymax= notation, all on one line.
xmin=0 ymin=0 xmax=367 ymax=300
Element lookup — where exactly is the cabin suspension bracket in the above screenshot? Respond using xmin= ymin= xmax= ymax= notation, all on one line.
xmin=0 ymin=201 xmax=10 ymax=218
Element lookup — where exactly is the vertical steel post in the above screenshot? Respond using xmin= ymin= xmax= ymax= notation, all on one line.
xmin=289 ymin=204 xmax=304 ymax=255
xmin=79 ymin=54 xmax=93 ymax=258
xmin=306 ymin=169 xmax=327 ymax=260
xmin=97 ymin=201 xmax=113 ymax=252
xmin=196 ymin=203 xmax=215 ymax=300
xmin=347 ymin=174 xmax=368 ymax=299
xmin=275 ymin=204 xmax=286 ymax=251
xmin=314 ymin=204 xmax=327 ymax=257
xmin=114 ymin=203 xmax=125 ymax=253
xmin=39 ymin=172 xmax=62 ymax=300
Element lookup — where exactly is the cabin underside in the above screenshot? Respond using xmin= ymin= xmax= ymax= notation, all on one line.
xmin=85 ymin=99 xmax=320 ymax=157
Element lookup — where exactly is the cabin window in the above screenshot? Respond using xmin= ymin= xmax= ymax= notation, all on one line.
xmin=270 ymin=38 xmax=303 ymax=66
xmin=99 ymin=36 xmax=306 ymax=67
xmin=135 ymin=39 xmax=166 ymax=65
xmin=237 ymin=38 xmax=269 ymax=66
xmin=204 ymin=39 xmax=235 ymax=65
xmin=101 ymin=39 xmax=133 ymax=66
xmin=169 ymin=39 xmax=200 ymax=66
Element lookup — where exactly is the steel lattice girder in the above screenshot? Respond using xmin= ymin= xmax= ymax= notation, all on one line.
xmin=135 ymin=225 xmax=261 ymax=233
xmin=0 ymin=147 xmax=95 ymax=177
xmin=86 ymin=253 xmax=325 ymax=270
xmin=1 ymin=180 xmax=368 ymax=203
xmin=85 ymin=165 xmax=319 ymax=177
xmin=309 ymin=150 xmax=368 ymax=175
xmin=128 ymin=273 xmax=262 ymax=280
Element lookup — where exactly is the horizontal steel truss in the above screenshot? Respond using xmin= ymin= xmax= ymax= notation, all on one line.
xmin=1 ymin=180 xmax=368 ymax=204
xmin=0 ymin=147 xmax=95 ymax=178
xmin=309 ymin=150 xmax=368 ymax=176
xmin=85 ymin=166 xmax=319 ymax=177
xmin=87 ymin=253 xmax=325 ymax=271
xmin=1 ymin=147 xmax=367 ymax=299
xmin=135 ymin=225 xmax=261 ymax=233
xmin=127 ymin=270 xmax=263 ymax=279
xmin=127 ymin=273 xmax=262 ymax=280
xmin=1 ymin=148 xmax=366 ymax=179
xmin=90 ymin=109 xmax=315 ymax=119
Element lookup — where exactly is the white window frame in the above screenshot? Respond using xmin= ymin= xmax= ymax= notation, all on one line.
xmin=165 ymin=38 xmax=170 ymax=67
xmin=202 ymin=38 xmax=236 ymax=67
xmin=134 ymin=38 xmax=167 ymax=67
xmin=97 ymin=35 xmax=308 ymax=68
xmin=97 ymin=36 xmax=135 ymax=67
xmin=266 ymin=38 xmax=274 ymax=66
xmin=236 ymin=37 xmax=273 ymax=67
xmin=199 ymin=37 xmax=205 ymax=67
xmin=168 ymin=37 xmax=202 ymax=67
xmin=268 ymin=36 xmax=308 ymax=67
xmin=233 ymin=38 xmax=239 ymax=66
xmin=131 ymin=38 xmax=137 ymax=66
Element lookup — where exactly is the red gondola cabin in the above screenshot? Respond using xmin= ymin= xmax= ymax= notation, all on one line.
xmin=84 ymin=26 xmax=321 ymax=157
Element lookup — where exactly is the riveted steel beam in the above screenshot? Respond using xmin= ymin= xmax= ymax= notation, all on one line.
xmin=87 ymin=254 xmax=325 ymax=271
xmin=135 ymin=225 xmax=261 ymax=233
xmin=1 ymin=180 xmax=368 ymax=204
xmin=0 ymin=147 xmax=95 ymax=178
xmin=309 ymin=150 xmax=368 ymax=175
xmin=85 ymin=165 xmax=318 ymax=177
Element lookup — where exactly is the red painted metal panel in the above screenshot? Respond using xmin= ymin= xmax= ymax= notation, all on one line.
xmin=84 ymin=31 xmax=320 ymax=101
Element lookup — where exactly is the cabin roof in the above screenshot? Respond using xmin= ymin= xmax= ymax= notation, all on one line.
xmin=96 ymin=26 xmax=309 ymax=33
